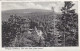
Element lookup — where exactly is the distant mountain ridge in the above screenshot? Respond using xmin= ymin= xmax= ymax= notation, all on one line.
xmin=2 ymin=9 xmax=57 ymax=21
xmin=2 ymin=9 xmax=52 ymax=13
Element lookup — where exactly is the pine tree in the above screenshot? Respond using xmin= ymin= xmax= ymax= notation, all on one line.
xmin=56 ymin=1 xmax=78 ymax=46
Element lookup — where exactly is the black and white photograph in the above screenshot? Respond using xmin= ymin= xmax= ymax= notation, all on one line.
xmin=2 ymin=1 xmax=78 ymax=47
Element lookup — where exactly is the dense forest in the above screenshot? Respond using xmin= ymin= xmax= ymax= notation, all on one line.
xmin=2 ymin=1 xmax=78 ymax=47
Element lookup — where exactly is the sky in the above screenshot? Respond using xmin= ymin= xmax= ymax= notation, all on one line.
xmin=2 ymin=1 xmax=78 ymax=13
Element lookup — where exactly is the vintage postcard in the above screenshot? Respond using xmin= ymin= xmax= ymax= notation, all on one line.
xmin=0 ymin=0 xmax=80 ymax=51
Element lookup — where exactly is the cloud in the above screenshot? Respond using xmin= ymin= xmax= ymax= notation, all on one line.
xmin=2 ymin=2 xmax=51 ymax=11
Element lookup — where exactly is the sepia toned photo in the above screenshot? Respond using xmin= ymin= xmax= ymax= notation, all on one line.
xmin=2 ymin=1 xmax=78 ymax=47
